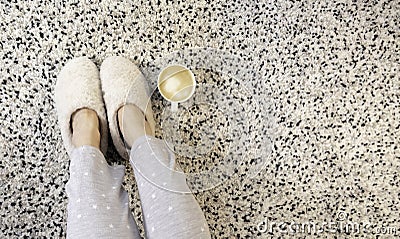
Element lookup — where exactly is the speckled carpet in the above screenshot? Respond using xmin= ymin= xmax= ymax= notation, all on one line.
xmin=0 ymin=0 xmax=399 ymax=238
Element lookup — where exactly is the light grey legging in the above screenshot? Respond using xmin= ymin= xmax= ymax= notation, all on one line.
xmin=65 ymin=135 xmax=211 ymax=238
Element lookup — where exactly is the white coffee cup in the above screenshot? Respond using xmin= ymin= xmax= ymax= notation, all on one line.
xmin=157 ymin=65 xmax=196 ymax=112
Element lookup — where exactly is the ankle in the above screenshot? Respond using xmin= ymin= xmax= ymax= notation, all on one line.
xmin=71 ymin=108 xmax=101 ymax=149
xmin=118 ymin=104 xmax=153 ymax=148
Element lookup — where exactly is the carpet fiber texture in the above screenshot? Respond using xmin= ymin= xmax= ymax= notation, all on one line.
xmin=0 ymin=0 xmax=399 ymax=238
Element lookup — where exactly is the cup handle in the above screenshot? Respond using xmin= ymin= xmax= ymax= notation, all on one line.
xmin=171 ymin=102 xmax=178 ymax=112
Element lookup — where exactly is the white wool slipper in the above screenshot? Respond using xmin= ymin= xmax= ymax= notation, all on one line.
xmin=100 ymin=56 xmax=155 ymax=160
xmin=55 ymin=57 xmax=108 ymax=156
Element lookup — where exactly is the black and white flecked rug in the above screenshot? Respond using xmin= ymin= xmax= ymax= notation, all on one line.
xmin=1 ymin=0 xmax=399 ymax=238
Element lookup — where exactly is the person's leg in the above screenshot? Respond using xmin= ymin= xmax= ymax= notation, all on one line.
xmin=66 ymin=108 xmax=141 ymax=239
xmin=119 ymin=104 xmax=211 ymax=239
